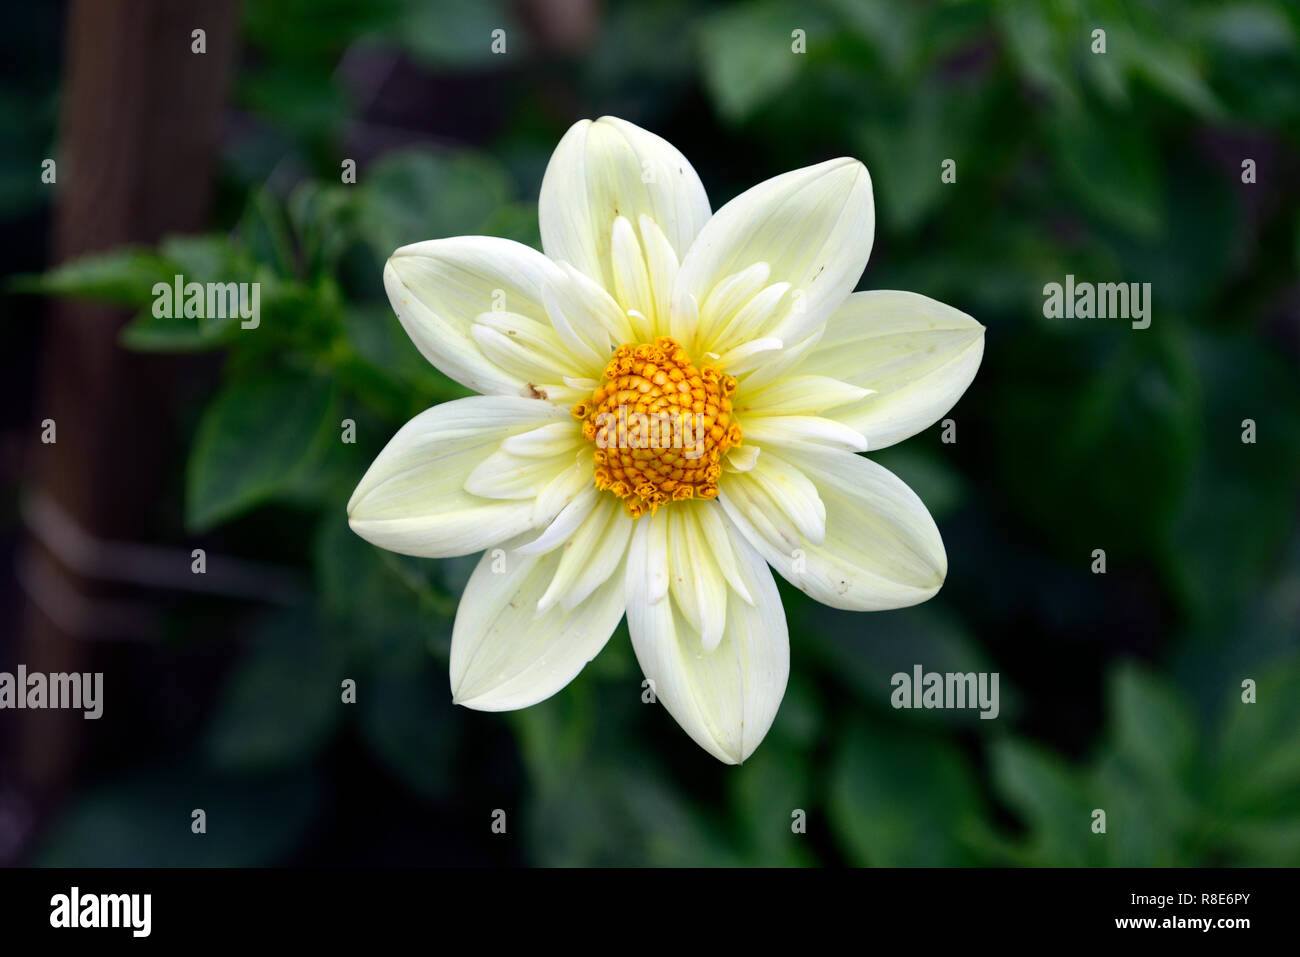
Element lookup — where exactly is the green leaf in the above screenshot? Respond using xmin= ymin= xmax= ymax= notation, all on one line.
xmin=853 ymin=83 xmax=977 ymax=232
xmin=287 ymin=179 xmax=358 ymax=274
xmin=37 ymin=765 xmax=321 ymax=866
xmin=1092 ymin=751 xmax=1189 ymax=866
xmin=185 ymin=371 xmax=337 ymax=531
xmin=767 ymin=673 xmax=822 ymax=749
xmin=119 ymin=308 xmax=233 ymax=352
xmin=990 ymin=737 xmax=1100 ymax=866
xmin=205 ymin=610 xmax=344 ymax=771
xmin=358 ymin=669 xmax=460 ymax=800
xmin=238 ymin=188 xmax=298 ymax=276
xmin=524 ymin=761 xmax=741 ymax=866
xmin=829 ymin=721 xmax=984 ymax=866
xmin=1213 ymin=820 xmax=1300 ymax=866
xmin=511 ymin=677 xmax=740 ymax=866
xmin=994 ymin=0 xmax=1079 ymax=109
xmin=394 ymin=0 xmax=523 ymax=65
xmin=479 ymin=201 xmax=542 ymax=250
xmin=696 ymin=2 xmax=803 ymax=123
xmin=1130 ymin=43 xmax=1224 ymax=118
xmin=1048 ymin=109 xmax=1163 ymax=239
xmin=342 ymin=303 xmax=469 ymax=415
xmin=1109 ymin=662 xmax=1197 ymax=779
xmin=315 ymin=512 xmax=453 ymax=671
xmin=119 ymin=237 xmax=270 ymax=351
xmin=239 ymin=62 xmax=348 ymax=146
xmin=12 ymin=246 xmax=171 ymax=306
xmin=357 ymin=150 xmax=511 ymax=258
xmin=822 ymin=0 xmax=922 ymax=77
xmin=730 ymin=745 xmax=817 ymax=866
xmin=1206 ymin=4 xmax=1295 ymax=56
xmin=1168 ymin=333 xmax=1300 ymax=626
xmin=158 ymin=234 xmax=255 ymax=284
xmin=992 ymin=333 xmax=1199 ymax=560
xmin=242 ymin=0 xmax=403 ymax=57
xmin=803 ymin=602 xmax=1015 ymax=725
xmin=1213 ymin=657 xmax=1300 ymax=812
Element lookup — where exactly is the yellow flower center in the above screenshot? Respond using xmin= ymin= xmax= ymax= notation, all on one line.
xmin=571 ymin=336 xmax=742 ymax=518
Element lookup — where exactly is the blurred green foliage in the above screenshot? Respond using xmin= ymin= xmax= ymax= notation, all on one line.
xmin=17 ymin=0 xmax=1300 ymax=865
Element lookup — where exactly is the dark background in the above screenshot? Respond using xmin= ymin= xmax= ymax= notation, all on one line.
xmin=1 ymin=0 xmax=1297 ymax=866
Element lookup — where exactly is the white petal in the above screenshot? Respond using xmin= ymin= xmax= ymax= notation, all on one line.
xmin=539 ymin=117 xmax=711 ymax=294
xmin=738 ymin=374 xmax=871 ymax=417
xmin=800 ymin=290 xmax=985 ymax=450
xmin=385 ymin=238 xmax=570 ymax=395
xmin=665 ymin=507 xmax=729 ymax=652
xmin=642 ymin=507 xmax=671 ymax=605
xmin=639 ymin=215 xmax=681 ymax=340
xmin=695 ymin=262 xmax=771 ymax=349
xmin=710 ymin=281 xmax=791 ymax=350
xmin=464 ymin=426 xmax=583 ymax=500
xmin=514 ymin=482 xmax=600 ymax=554
xmin=696 ymin=261 xmax=764 ymax=351
xmin=737 ymin=324 xmax=825 ymax=391
xmin=536 ymin=495 xmax=634 ymax=612
xmin=626 ymin=513 xmax=789 ymax=764
xmin=741 ymin=414 xmax=869 ymax=454
xmin=610 ymin=215 xmax=656 ymax=339
xmin=678 ymin=158 xmax=874 ymax=352
xmin=560 ymin=261 xmax=637 ymax=344
xmin=669 ymin=290 xmax=700 ymax=348
xmin=532 ymin=454 xmax=589 ymax=526
xmin=692 ymin=501 xmax=754 ymax=604
xmin=501 ymin=421 xmax=585 ymax=457
xmin=711 ymin=336 xmax=784 ymax=373
xmin=470 ymin=312 xmax=573 ymax=385
xmin=724 ymin=449 xmax=947 ymax=611
xmin=348 ymin=396 xmax=568 ymax=558
xmin=541 ymin=279 xmax=611 ymax=373
xmin=450 ymin=535 xmax=626 ymax=711
xmin=718 ymin=451 xmax=826 ymax=548
xmin=724 ymin=444 xmax=760 ymax=473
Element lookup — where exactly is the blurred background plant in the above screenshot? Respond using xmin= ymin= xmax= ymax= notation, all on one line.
xmin=2 ymin=0 xmax=1298 ymax=866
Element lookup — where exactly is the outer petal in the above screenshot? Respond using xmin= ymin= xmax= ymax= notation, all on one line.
xmin=384 ymin=237 xmax=571 ymax=395
xmin=626 ymin=509 xmax=789 ymax=764
xmin=348 ymin=396 xmax=569 ymax=558
xmin=538 ymin=117 xmax=711 ymax=294
xmin=450 ymin=534 xmax=627 ymax=711
xmin=678 ymin=158 xmax=874 ymax=355
xmin=721 ymin=449 xmax=947 ymax=611
xmin=800 ymin=290 xmax=984 ymax=450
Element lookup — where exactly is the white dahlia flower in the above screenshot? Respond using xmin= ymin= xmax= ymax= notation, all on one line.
xmin=348 ymin=116 xmax=984 ymax=764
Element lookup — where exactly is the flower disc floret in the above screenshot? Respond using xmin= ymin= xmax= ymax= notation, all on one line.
xmin=571 ymin=336 xmax=742 ymax=517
